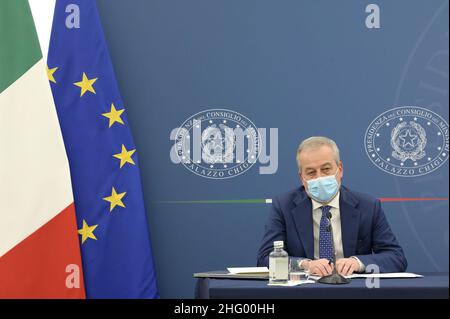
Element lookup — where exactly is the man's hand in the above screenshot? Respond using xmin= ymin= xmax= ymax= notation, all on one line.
xmin=335 ymin=258 xmax=359 ymax=276
xmin=304 ymin=259 xmax=333 ymax=276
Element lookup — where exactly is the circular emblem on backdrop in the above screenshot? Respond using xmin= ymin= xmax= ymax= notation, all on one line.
xmin=391 ymin=2 xmax=448 ymax=271
xmin=175 ymin=109 xmax=260 ymax=179
xmin=364 ymin=106 xmax=449 ymax=177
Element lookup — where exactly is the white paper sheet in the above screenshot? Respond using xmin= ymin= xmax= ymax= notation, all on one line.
xmin=348 ymin=272 xmax=423 ymax=279
xmin=308 ymin=272 xmax=423 ymax=281
xmin=267 ymin=280 xmax=315 ymax=287
xmin=227 ymin=267 xmax=269 ymax=274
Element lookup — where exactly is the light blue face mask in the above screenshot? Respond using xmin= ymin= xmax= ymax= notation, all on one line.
xmin=304 ymin=169 xmax=340 ymax=203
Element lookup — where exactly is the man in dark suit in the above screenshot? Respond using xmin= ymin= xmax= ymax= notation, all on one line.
xmin=257 ymin=136 xmax=407 ymax=276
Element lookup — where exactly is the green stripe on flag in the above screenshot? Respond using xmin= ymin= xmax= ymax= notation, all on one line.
xmin=0 ymin=0 xmax=42 ymax=93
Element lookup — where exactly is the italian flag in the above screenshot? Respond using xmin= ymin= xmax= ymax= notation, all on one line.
xmin=0 ymin=0 xmax=85 ymax=298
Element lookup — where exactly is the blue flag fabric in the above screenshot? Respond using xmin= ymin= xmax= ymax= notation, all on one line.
xmin=47 ymin=0 xmax=158 ymax=298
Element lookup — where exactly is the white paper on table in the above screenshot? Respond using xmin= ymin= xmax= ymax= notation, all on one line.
xmin=227 ymin=267 xmax=269 ymax=274
xmin=309 ymin=272 xmax=423 ymax=281
xmin=347 ymin=272 xmax=423 ymax=279
xmin=267 ymin=280 xmax=315 ymax=287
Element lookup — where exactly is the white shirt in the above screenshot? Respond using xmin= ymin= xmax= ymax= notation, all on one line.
xmin=311 ymin=192 xmax=344 ymax=260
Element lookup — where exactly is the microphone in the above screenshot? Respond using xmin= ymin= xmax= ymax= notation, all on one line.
xmin=317 ymin=209 xmax=351 ymax=285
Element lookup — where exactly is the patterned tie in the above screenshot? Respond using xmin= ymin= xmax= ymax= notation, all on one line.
xmin=319 ymin=205 xmax=333 ymax=261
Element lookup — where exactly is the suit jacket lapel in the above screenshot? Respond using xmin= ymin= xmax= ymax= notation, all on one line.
xmin=291 ymin=188 xmax=314 ymax=259
xmin=339 ymin=187 xmax=360 ymax=257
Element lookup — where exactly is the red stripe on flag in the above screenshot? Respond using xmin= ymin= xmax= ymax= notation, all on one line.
xmin=0 ymin=203 xmax=85 ymax=299
xmin=378 ymin=197 xmax=449 ymax=202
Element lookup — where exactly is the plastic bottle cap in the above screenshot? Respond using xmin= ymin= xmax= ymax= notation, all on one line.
xmin=274 ymin=240 xmax=284 ymax=248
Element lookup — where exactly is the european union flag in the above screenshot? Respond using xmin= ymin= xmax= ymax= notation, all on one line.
xmin=47 ymin=0 xmax=159 ymax=298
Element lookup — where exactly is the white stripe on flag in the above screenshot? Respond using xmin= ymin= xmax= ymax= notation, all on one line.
xmin=29 ymin=0 xmax=56 ymax=60
xmin=0 ymin=59 xmax=73 ymax=257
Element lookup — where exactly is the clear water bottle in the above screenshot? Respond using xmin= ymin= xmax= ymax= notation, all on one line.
xmin=269 ymin=240 xmax=288 ymax=284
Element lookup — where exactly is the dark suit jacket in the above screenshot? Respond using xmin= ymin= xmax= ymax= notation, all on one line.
xmin=257 ymin=186 xmax=407 ymax=273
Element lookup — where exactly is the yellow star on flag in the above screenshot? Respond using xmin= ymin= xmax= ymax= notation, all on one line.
xmin=113 ymin=144 xmax=136 ymax=168
xmin=74 ymin=72 xmax=98 ymax=97
xmin=78 ymin=219 xmax=98 ymax=244
xmin=103 ymin=187 xmax=126 ymax=212
xmin=102 ymin=103 xmax=125 ymax=128
xmin=47 ymin=66 xmax=58 ymax=83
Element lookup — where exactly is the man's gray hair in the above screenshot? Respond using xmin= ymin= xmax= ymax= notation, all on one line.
xmin=296 ymin=136 xmax=340 ymax=171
